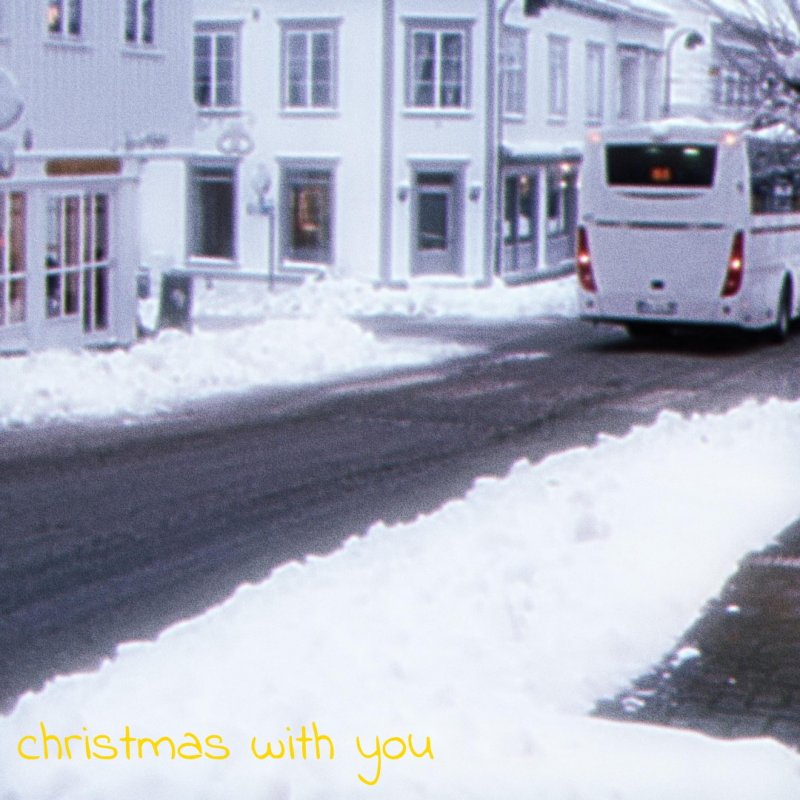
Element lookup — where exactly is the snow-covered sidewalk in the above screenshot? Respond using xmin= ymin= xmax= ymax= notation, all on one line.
xmin=0 ymin=276 xmax=576 ymax=428
xmin=3 ymin=398 xmax=800 ymax=799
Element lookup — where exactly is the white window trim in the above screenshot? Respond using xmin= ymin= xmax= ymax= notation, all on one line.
xmin=45 ymin=192 xmax=113 ymax=332
xmin=585 ymin=41 xmax=605 ymax=124
xmin=279 ymin=19 xmax=341 ymax=113
xmin=501 ymin=26 xmax=527 ymax=120
xmin=188 ymin=161 xmax=238 ymax=265
xmin=194 ymin=21 xmax=242 ymax=113
xmin=547 ymin=35 xmax=569 ymax=121
xmin=278 ymin=157 xmax=338 ymax=268
xmin=404 ymin=18 xmax=474 ymax=112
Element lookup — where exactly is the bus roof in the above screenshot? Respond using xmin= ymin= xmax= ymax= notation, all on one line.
xmin=598 ymin=118 xmax=747 ymax=145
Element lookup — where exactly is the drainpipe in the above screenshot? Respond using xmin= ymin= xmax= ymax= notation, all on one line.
xmin=492 ymin=0 xmax=516 ymax=282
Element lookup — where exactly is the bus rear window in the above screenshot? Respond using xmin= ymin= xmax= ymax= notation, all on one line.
xmin=606 ymin=144 xmax=717 ymax=188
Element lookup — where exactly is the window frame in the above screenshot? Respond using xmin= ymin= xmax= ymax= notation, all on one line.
xmin=280 ymin=162 xmax=336 ymax=266
xmin=279 ymin=19 xmax=340 ymax=112
xmin=194 ymin=22 xmax=242 ymax=111
xmin=47 ymin=0 xmax=83 ymax=40
xmin=0 ymin=191 xmax=27 ymax=328
xmin=501 ymin=26 xmax=527 ymax=119
xmin=585 ymin=41 xmax=605 ymax=124
xmin=617 ymin=46 xmax=642 ymax=122
xmin=44 ymin=191 xmax=112 ymax=332
xmin=547 ymin=35 xmax=569 ymax=120
xmin=124 ymin=0 xmax=155 ymax=47
xmin=188 ymin=162 xmax=238 ymax=263
xmin=404 ymin=18 xmax=474 ymax=112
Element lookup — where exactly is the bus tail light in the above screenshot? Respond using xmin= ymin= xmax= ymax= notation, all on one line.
xmin=576 ymin=225 xmax=597 ymax=292
xmin=721 ymin=230 xmax=745 ymax=297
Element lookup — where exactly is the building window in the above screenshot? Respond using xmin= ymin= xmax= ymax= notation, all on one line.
xmin=585 ymin=42 xmax=605 ymax=123
xmin=618 ymin=48 xmax=641 ymax=121
xmin=45 ymin=193 xmax=111 ymax=331
xmin=501 ymin=27 xmax=526 ymax=118
xmin=406 ymin=22 xmax=471 ymax=110
xmin=194 ymin=25 xmax=240 ymax=109
xmin=190 ymin=165 xmax=236 ymax=261
xmin=0 ymin=193 xmax=26 ymax=327
xmin=281 ymin=22 xmax=338 ymax=110
xmin=714 ymin=65 xmax=757 ymax=109
xmin=48 ymin=0 xmax=82 ymax=38
xmin=281 ymin=167 xmax=334 ymax=264
xmin=643 ymin=51 xmax=660 ymax=121
xmin=546 ymin=165 xmax=577 ymax=236
xmin=548 ymin=36 xmax=568 ymax=118
xmin=125 ymin=0 xmax=154 ymax=46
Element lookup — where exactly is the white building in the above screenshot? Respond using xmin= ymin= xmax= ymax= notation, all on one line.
xmin=179 ymin=0 xmax=672 ymax=288
xmin=0 ymin=1 xmax=194 ymax=353
xmin=499 ymin=0 xmax=669 ymax=279
xmin=662 ymin=0 xmax=762 ymax=122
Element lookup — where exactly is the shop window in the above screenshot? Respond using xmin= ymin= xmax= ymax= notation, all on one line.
xmin=190 ymin=165 xmax=236 ymax=260
xmin=0 ymin=193 xmax=26 ymax=327
xmin=282 ymin=168 xmax=333 ymax=264
xmin=45 ymin=192 xmax=110 ymax=331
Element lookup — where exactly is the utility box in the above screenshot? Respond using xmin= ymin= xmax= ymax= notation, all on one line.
xmin=157 ymin=271 xmax=193 ymax=332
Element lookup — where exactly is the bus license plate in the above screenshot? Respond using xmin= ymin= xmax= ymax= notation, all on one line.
xmin=636 ymin=300 xmax=678 ymax=316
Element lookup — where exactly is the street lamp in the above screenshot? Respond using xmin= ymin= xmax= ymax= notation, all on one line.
xmin=662 ymin=27 xmax=705 ymax=117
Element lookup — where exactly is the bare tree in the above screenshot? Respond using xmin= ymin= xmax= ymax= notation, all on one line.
xmin=693 ymin=0 xmax=800 ymax=129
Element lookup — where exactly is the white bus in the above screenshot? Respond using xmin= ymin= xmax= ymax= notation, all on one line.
xmin=577 ymin=120 xmax=800 ymax=341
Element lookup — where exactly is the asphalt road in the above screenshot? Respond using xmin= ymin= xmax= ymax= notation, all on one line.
xmin=3 ymin=316 xmax=800 ymax=714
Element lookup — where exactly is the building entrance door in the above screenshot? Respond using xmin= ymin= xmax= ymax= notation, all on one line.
xmin=411 ymin=171 xmax=462 ymax=276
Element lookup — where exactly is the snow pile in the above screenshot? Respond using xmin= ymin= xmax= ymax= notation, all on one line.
xmin=3 ymin=400 xmax=800 ymax=798
xmin=192 ymin=274 xmax=578 ymax=324
xmin=0 ymin=317 xmax=468 ymax=427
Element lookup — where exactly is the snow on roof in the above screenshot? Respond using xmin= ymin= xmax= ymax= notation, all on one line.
xmin=599 ymin=116 xmax=747 ymax=141
xmin=503 ymin=139 xmax=584 ymax=160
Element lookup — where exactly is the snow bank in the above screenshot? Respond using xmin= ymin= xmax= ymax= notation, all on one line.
xmin=0 ymin=317 xmax=467 ymax=427
xmin=193 ymin=274 xmax=579 ymax=323
xmin=3 ymin=399 xmax=800 ymax=798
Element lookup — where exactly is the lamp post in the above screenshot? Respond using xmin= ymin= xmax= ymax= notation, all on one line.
xmin=662 ymin=27 xmax=705 ymax=118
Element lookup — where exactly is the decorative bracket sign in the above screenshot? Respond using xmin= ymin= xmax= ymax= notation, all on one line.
xmin=217 ymin=122 xmax=255 ymax=157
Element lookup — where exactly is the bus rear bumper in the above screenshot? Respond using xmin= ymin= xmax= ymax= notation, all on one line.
xmin=577 ymin=292 xmax=776 ymax=331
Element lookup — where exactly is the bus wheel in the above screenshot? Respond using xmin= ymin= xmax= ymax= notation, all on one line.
xmin=770 ymin=284 xmax=792 ymax=344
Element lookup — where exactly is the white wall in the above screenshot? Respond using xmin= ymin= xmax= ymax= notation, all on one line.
xmin=0 ymin=1 xmax=194 ymax=153
xmin=390 ymin=0 xmax=493 ymax=284
xmin=194 ymin=0 xmax=385 ymax=280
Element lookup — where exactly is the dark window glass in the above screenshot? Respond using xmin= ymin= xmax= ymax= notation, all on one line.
xmin=606 ymin=144 xmax=717 ymax=187
xmin=142 ymin=0 xmax=154 ymax=44
xmin=191 ymin=167 xmax=235 ymax=260
xmin=124 ymin=0 xmax=137 ymax=42
xmin=418 ymin=193 xmax=448 ymax=251
xmin=748 ymin=138 xmax=800 ymax=215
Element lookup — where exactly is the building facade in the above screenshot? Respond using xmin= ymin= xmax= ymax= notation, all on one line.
xmin=499 ymin=0 xmax=669 ymax=279
xmin=178 ymin=0 xmax=672 ymax=289
xmin=0 ymin=1 xmax=194 ymax=353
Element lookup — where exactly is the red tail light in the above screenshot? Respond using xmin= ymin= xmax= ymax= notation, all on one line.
xmin=576 ymin=225 xmax=597 ymax=292
xmin=721 ymin=231 xmax=745 ymax=297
